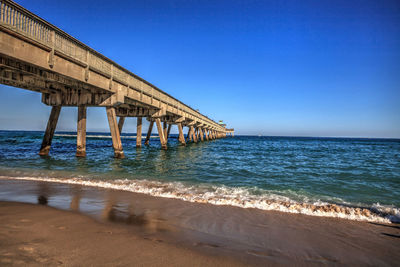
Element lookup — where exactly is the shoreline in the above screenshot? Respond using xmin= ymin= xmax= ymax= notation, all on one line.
xmin=0 ymin=175 xmax=398 ymax=224
xmin=1 ymin=177 xmax=399 ymax=266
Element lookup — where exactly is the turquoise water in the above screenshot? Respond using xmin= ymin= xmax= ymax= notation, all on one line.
xmin=0 ymin=130 xmax=399 ymax=222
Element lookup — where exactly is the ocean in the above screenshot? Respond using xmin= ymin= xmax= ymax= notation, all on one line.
xmin=0 ymin=130 xmax=399 ymax=223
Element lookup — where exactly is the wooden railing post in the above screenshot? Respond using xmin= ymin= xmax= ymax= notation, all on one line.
xmin=48 ymin=30 xmax=55 ymax=68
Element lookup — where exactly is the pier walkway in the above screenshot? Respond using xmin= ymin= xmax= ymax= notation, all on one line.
xmin=0 ymin=0 xmax=234 ymax=158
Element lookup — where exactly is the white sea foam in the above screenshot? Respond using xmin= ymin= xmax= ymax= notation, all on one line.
xmin=1 ymin=175 xmax=398 ymax=224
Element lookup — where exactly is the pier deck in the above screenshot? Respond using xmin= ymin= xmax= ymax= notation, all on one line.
xmin=0 ymin=0 xmax=234 ymax=158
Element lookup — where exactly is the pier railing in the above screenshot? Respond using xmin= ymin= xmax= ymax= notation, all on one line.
xmin=0 ymin=0 xmax=223 ymax=130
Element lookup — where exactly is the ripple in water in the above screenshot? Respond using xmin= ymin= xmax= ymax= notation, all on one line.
xmin=0 ymin=131 xmax=399 ymax=223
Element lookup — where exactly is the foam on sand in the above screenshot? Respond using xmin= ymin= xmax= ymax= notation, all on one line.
xmin=1 ymin=175 xmax=398 ymax=224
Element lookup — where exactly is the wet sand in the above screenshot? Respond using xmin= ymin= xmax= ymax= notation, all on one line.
xmin=0 ymin=178 xmax=400 ymax=266
xmin=0 ymin=201 xmax=244 ymax=266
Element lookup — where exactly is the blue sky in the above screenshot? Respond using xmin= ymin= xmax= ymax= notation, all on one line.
xmin=1 ymin=0 xmax=399 ymax=137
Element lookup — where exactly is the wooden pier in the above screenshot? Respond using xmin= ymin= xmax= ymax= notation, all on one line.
xmin=0 ymin=0 xmax=234 ymax=158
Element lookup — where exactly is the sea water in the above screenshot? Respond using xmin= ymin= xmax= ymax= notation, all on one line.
xmin=0 ymin=130 xmax=399 ymax=223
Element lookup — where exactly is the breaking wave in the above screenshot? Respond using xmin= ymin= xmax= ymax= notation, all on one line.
xmin=1 ymin=175 xmax=398 ymax=224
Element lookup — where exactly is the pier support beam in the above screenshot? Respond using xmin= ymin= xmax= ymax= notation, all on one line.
xmin=106 ymin=107 xmax=124 ymax=158
xmin=177 ymin=123 xmax=186 ymax=146
xmin=76 ymin=105 xmax=87 ymax=157
xmin=205 ymin=129 xmax=209 ymax=140
xmin=167 ymin=123 xmax=172 ymax=141
xmin=187 ymin=126 xmax=193 ymax=142
xmin=156 ymin=118 xmax=167 ymax=149
xmin=39 ymin=106 xmax=61 ymax=156
xmin=136 ymin=117 xmax=142 ymax=148
xmin=144 ymin=121 xmax=154 ymax=145
xmin=199 ymin=127 xmax=204 ymax=141
xmin=191 ymin=126 xmax=197 ymax=143
xmin=118 ymin=117 xmax=125 ymax=135
xmin=163 ymin=121 xmax=168 ymax=142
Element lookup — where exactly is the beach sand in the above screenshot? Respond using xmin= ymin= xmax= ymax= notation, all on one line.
xmin=0 ymin=201 xmax=244 ymax=266
xmin=0 ymin=178 xmax=399 ymax=266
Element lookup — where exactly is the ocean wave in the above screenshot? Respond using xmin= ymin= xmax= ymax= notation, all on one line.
xmin=0 ymin=175 xmax=398 ymax=224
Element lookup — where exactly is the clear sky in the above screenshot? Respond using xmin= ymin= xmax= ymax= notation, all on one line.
xmin=1 ymin=0 xmax=399 ymax=137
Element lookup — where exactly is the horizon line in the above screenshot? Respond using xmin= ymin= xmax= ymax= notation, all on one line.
xmin=0 ymin=129 xmax=399 ymax=140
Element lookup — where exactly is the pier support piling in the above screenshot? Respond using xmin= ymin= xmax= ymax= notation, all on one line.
xmin=144 ymin=121 xmax=154 ymax=145
xmin=177 ymin=123 xmax=186 ymax=146
xmin=106 ymin=107 xmax=124 ymax=158
xmin=118 ymin=117 xmax=125 ymax=135
xmin=191 ymin=126 xmax=197 ymax=143
xmin=187 ymin=126 xmax=193 ymax=142
xmin=163 ymin=121 xmax=168 ymax=142
xmin=39 ymin=106 xmax=61 ymax=156
xmin=136 ymin=117 xmax=142 ymax=148
xmin=167 ymin=123 xmax=172 ymax=141
xmin=199 ymin=127 xmax=204 ymax=141
xmin=156 ymin=118 xmax=167 ymax=149
xmin=76 ymin=105 xmax=87 ymax=157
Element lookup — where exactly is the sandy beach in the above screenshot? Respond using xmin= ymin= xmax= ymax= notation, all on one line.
xmin=1 ymin=178 xmax=399 ymax=266
xmin=0 ymin=201 xmax=245 ymax=266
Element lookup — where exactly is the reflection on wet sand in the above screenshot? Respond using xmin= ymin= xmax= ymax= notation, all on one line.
xmin=37 ymin=182 xmax=50 ymax=205
xmin=38 ymin=195 xmax=48 ymax=205
xmin=33 ymin=182 xmax=176 ymax=234
xmin=101 ymin=192 xmax=174 ymax=234
xmin=70 ymin=190 xmax=81 ymax=211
